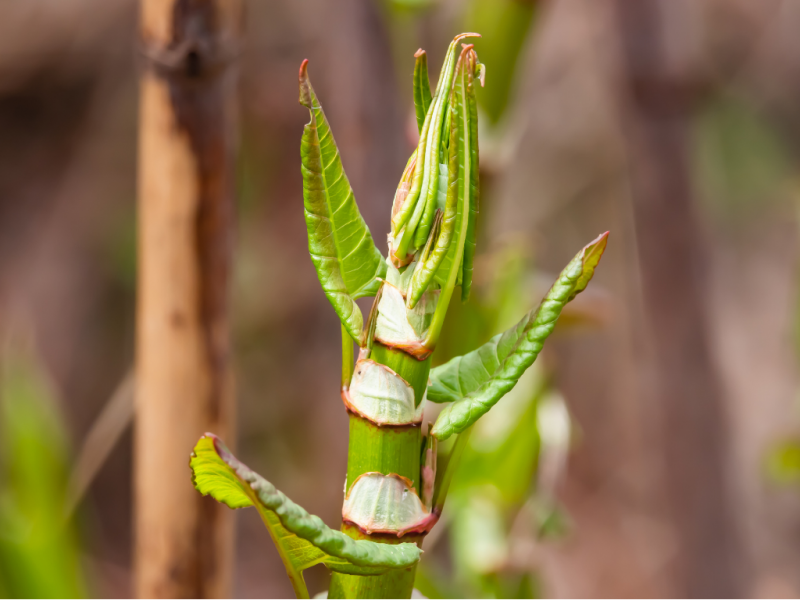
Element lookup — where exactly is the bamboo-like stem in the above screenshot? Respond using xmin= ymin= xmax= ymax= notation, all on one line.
xmin=329 ymin=342 xmax=431 ymax=599
xmin=134 ymin=0 xmax=241 ymax=597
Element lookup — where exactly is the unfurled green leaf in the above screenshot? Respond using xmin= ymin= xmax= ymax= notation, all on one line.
xmin=299 ymin=60 xmax=386 ymax=341
xmin=191 ymin=435 xmax=421 ymax=598
xmin=430 ymin=232 xmax=609 ymax=440
xmin=413 ymin=50 xmax=432 ymax=134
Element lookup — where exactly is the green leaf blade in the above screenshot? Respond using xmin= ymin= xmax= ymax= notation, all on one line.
xmin=429 ymin=232 xmax=609 ymax=440
xmin=299 ymin=60 xmax=386 ymax=340
xmin=190 ymin=434 xmax=422 ymax=592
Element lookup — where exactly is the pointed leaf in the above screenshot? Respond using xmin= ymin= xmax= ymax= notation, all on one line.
xmin=413 ymin=49 xmax=432 ymax=134
xmin=299 ymin=60 xmax=386 ymax=341
xmin=191 ymin=434 xmax=421 ymax=596
xmin=429 ymin=233 xmax=609 ymax=440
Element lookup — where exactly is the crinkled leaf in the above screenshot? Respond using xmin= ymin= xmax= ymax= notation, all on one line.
xmin=413 ymin=50 xmax=433 ymax=134
xmin=430 ymin=233 xmax=609 ymax=440
xmin=191 ymin=434 xmax=421 ymax=597
xmin=299 ymin=60 xmax=386 ymax=341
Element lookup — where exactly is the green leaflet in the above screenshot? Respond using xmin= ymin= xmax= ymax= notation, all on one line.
xmin=191 ymin=435 xmax=421 ymax=599
xmin=413 ymin=50 xmax=432 ymax=134
xmin=299 ymin=60 xmax=386 ymax=342
xmin=429 ymin=232 xmax=609 ymax=440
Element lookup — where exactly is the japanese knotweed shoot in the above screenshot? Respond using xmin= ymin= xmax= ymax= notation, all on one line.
xmin=190 ymin=33 xmax=608 ymax=600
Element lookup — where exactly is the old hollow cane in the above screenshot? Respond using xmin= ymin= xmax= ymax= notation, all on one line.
xmin=189 ymin=33 xmax=608 ymax=599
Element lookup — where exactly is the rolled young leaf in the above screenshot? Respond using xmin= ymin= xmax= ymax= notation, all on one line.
xmin=191 ymin=434 xmax=421 ymax=599
xmin=420 ymin=44 xmax=477 ymax=353
xmin=405 ymin=48 xmax=469 ymax=310
xmin=393 ymin=33 xmax=479 ymax=258
xmin=299 ymin=60 xmax=386 ymax=341
xmin=413 ymin=49 xmax=432 ymax=134
xmin=429 ymin=232 xmax=609 ymax=440
xmin=461 ymin=49 xmax=481 ymax=302
xmin=411 ymin=35 xmax=479 ymax=251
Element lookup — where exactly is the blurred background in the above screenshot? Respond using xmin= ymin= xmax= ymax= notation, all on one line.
xmin=2 ymin=0 xmax=800 ymax=597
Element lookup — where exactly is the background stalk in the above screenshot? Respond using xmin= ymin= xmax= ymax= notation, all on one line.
xmin=135 ymin=0 xmax=241 ymax=596
xmin=330 ymin=342 xmax=431 ymax=599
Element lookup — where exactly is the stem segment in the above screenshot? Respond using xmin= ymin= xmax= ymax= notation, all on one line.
xmin=330 ymin=343 xmax=431 ymax=599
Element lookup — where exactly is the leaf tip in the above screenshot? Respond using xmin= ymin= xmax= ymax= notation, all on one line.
xmin=454 ymin=32 xmax=481 ymax=42
xmin=299 ymin=59 xmax=313 ymax=108
xmin=583 ymin=231 xmax=609 ymax=259
xmin=477 ymin=63 xmax=486 ymax=87
xmin=430 ymin=419 xmax=450 ymax=441
xmin=414 ymin=48 xmax=426 ymax=58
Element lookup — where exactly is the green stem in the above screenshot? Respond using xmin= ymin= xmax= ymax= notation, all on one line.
xmin=329 ymin=342 xmax=431 ymax=599
xmin=288 ymin=572 xmax=310 ymax=600
xmin=328 ymin=525 xmax=421 ymax=599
